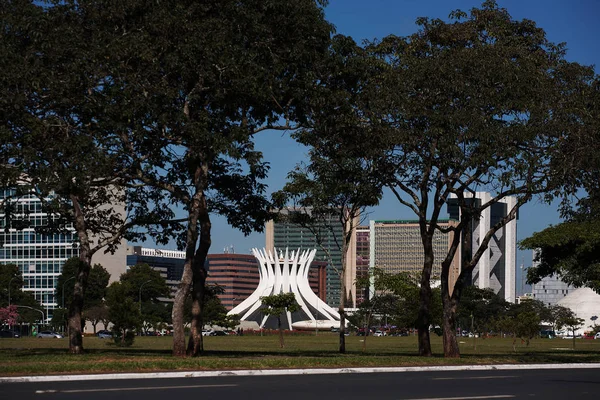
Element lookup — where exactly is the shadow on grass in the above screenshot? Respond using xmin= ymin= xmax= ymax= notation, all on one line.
xmin=4 ymin=346 xmax=600 ymax=364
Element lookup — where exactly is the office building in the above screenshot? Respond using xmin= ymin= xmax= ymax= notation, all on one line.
xmin=126 ymin=246 xmax=186 ymax=300
xmin=355 ymin=225 xmax=370 ymax=304
xmin=530 ymin=252 xmax=575 ymax=306
xmin=369 ymin=220 xmax=460 ymax=293
xmin=447 ymin=192 xmax=517 ymax=303
xmin=0 ymin=188 xmax=126 ymax=319
xmin=265 ymin=207 xmax=358 ymax=308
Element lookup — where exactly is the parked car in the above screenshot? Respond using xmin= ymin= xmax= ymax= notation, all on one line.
xmin=210 ymin=330 xmax=227 ymax=336
xmin=201 ymin=329 xmax=214 ymax=336
xmin=37 ymin=331 xmax=63 ymax=339
xmin=97 ymin=330 xmax=112 ymax=339
xmin=0 ymin=330 xmax=20 ymax=338
xmin=373 ymin=330 xmax=385 ymax=337
xmin=595 ymin=332 xmax=600 ymax=340
xmin=540 ymin=330 xmax=555 ymax=339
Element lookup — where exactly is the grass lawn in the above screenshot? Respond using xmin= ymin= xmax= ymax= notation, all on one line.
xmin=1 ymin=333 xmax=600 ymax=376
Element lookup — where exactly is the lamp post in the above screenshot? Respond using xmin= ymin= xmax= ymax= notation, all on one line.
xmin=8 ymin=276 xmax=18 ymax=306
xmin=139 ymin=280 xmax=152 ymax=313
xmin=139 ymin=280 xmax=152 ymax=335
xmin=16 ymin=305 xmax=45 ymax=336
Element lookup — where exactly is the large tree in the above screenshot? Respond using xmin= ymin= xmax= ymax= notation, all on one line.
xmin=0 ymin=0 xmax=333 ymax=357
xmin=275 ymin=35 xmax=383 ymax=353
xmin=86 ymin=0 xmax=333 ymax=356
xmin=0 ymin=1 xmax=171 ymax=354
xmin=303 ymin=1 xmax=597 ymax=357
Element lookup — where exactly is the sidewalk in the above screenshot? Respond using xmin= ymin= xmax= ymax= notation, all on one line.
xmin=3 ymin=363 xmax=600 ymax=383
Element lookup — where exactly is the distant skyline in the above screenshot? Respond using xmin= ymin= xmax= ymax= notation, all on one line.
xmin=136 ymin=1 xmax=600 ymax=296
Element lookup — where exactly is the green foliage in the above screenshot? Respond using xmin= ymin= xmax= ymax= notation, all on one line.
xmin=261 ymin=293 xmax=301 ymax=348
xmin=49 ymin=308 xmax=68 ymax=331
xmin=85 ymin=304 xmax=109 ymax=333
xmin=521 ymin=219 xmax=600 ymax=293
xmin=113 ymin=331 xmax=136 ymax=348
xmin=119 ymin=263 xmax=171 ymax=303
xmin=0 ymin=264 xmax=24 ymax=307
xmin=513 ymin=312 xmax=541 ymax=344
xmin=106 ymin=282 xmax=141 ymax=346
xmin=56 ymin=258 xmax=110 ymax=310
xmin=261 ymin=293 xmax=301 ymax=318
xmin=0 ymin=264 xmax=43 ymax=322
xmin=456 ymin=287 xmax=510 ymax=333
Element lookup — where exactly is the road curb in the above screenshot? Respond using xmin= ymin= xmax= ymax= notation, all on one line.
xmin=2 ymin=363 xmax=600 ymax=383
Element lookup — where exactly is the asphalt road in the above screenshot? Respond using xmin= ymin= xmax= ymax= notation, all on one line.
xmin=2 ymin=368 xmax=599 ymax=400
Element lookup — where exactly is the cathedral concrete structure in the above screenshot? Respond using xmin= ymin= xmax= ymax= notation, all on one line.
xmin=228 ymin=248 xmax=340 ymax=330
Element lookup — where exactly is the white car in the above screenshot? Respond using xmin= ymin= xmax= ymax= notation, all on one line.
xmin=201 ymin=329 xmax=214 ymax=336
xmin=373 ymin=330 xmax=385 ymax=337
xmin=37 ymin=331 xmax=63 ymax=339
xmin=595 ymin=332 xmax=600 ymax=339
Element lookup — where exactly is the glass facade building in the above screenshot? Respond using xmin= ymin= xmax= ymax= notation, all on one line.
xmin=0 ymin=188 xmax=79 ymax=319
xmin=265 ymin=207 xmax=358 ymax=308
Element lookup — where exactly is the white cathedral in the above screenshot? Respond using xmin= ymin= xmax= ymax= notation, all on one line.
xmin=228 ymin=248 xmax=340 ymax=330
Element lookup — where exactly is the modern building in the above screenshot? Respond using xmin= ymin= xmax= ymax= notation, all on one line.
xmin=127 ymin=246 xmax=325 ymax=310
xmin=355 ymin=225 xmax=370 ymax=304
xmin=557 ymin=287 xmax=600 ymax=335
xmin=265 ymin=207 xmax=358 ymax=308
xmin=206 ymin=252 xmax=260 ymax=310
xmin=126 ymin=246 xmax=186 ymax=300
xmin=228 ymin=248 xmax=339 ymax=330
xmin=0 ymin=188 xmax=127 ymax=320
xmin=447 ymin=192 xmax=517 ymax=303
xmin=368 ymin=220 xmax=460 ymax=293
xmin=528 ymin=251 xmax=575 ymax=306
xmin=531 ymin=276 xmax=575 ymax=306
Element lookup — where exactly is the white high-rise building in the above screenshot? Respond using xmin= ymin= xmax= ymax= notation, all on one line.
xmin=448 ymin=192 xmax=517 ymax=303
xmin=530 ymin=252 xmax=575 ymax=306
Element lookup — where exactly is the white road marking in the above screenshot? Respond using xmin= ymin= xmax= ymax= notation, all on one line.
xmin=35 ymin=384 xmax=237 ymax=394
xmin=432 ymin=375 xmax=517 ymax=380
xmin=401 ymin=395 xmax=514 ymax=400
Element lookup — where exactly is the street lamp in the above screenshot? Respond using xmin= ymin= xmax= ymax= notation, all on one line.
xmin=8 ymin=276 xmax=18 ymax=306
xmin=16 ymin=305 xmax=45 ymax=335
xmin=139 ymin=280 xmax=152 ymax=335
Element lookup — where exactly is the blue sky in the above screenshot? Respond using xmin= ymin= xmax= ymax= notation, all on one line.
xmin=144 ymin=1 xmax=600 ymax=295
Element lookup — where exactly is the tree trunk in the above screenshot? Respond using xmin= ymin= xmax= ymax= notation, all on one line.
xmin=417 ymin=236 xmax=434 ymax=357
xmin=440 ymin=212 xmax=470 ymax=358
xmin=362 ymin=310 xmax=372 ymax=352
xmin=417 ymin=281 xmax=432 ymax=356
xmin=186 ymin=268 xmax=207 ymax=356
xmin=441 ymin=296 xmax=460 ymax=357
xmin=172 ymin=165 xmax=211 ymax=357
xmin=186 ymin=189 xmax=211 ymax=357
xmin=68 ymin=195 xmax=92 ymax=355
xmin=339 ymin=308 xmax=346 ymax=354
xmin=441 ymin=254 xmax=461 ymax=358
xmin=338 ymin=279 xmax=347 ymax=354
xmin=172 ymin=252 xmax=194 ymax=356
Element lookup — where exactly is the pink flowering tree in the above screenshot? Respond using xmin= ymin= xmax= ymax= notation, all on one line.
xmin=0 ymin=305 xmax=19 ymax=325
